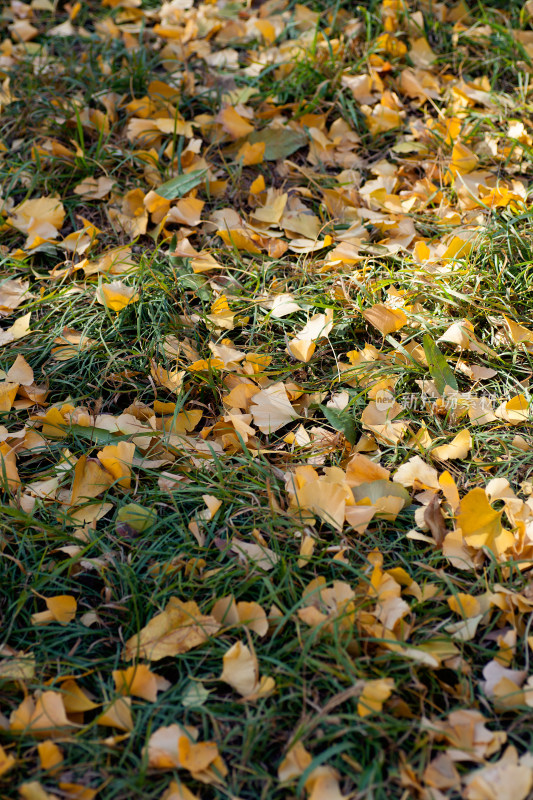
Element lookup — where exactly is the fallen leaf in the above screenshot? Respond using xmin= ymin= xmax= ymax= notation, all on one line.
xmin=113 ymin=664 xmax=170 ymax=701
xmin=31 ymin=595 xmax=77 ymax=626
xmin=0 ymin=744 xmax=16 ymax=777
xmin=10 ymin=691 xmax=74 ymax=736
xmin=217 ymin=106 xmax=254 ymax=139
xmin=363 ymin=303 xmax=407 ymax=335
xmin=6 ymin=354 xmax=33 ymax=385
xmin=98 ymin=697 xmax=133 ymax=731
xmin=250 ymin=382 xmax=299 ymax=433
xmin=0 ymin=312 xmax=32 ymax=346
xmin=357 ymin=678 xmax=394 ymax=717
xmin=74 ymin=176 xmax=114 ymax=199
xmin=97 ymin=442 xmax=135 ymax=489
xmin=463 ymin=746 xmax=532 ymax=800
xmin=220 ymin=640 xmax=274 ymax=699
xmin=211 ymin=596 xmax=268 ymax=636
xmin=124 ymin=598 xmax=220 ymax=661
xmin=431 ymin=429 xmax=472 ymax=460
xmin=96 ymin=281 xmax=139 ymax=312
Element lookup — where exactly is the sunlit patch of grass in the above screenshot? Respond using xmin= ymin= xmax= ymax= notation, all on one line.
xmin=2 ymin=0 xmax=533 ymax=797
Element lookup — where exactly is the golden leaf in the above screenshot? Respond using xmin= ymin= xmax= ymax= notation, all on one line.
xmin=278 ymin=741 xmax=312 ymax=782
xmin=11 ymin=692 xmax=74 ymax=736
xmin=217 ymin=106 xmax=254 ymax=139
xmin=363 ymin=303 xmax=407 ymax=335
xmin=0 ymin=744 xmax=15 ymax=777
xmin=0 ymin=312 xmax=32 ymax=347
xmin=124 ymin=597 xmax=220 ymax=661
xmin=70 ymin=455 xmax=114 ymax=506
xmin=98 ymin=697 xmax=133 ymax=732
xmin=6 ymin=354 xmax=33 ymax=385
xmin=211 ymin=596 xmax=268 ymax=636
xmin=456 ymin=488 xmax=514 ymax=556
xmin=113 ymin=664 xmax=170 ymax=702
xmin=250 ymin=382 xmax=298 ymax=434
xmin=96 ymin=280 xmax=140 ymax=312
xmin=219 ymin=640 xmax=274 ymax=699
xmin=97 ymin=442 xmax=135 ymax=490
xmin=431 ymin=429 xmax=472 ymax=461
xmin=357 ymin=678 xmax=395 ymax=717
xmin=31 ymin=595 xmax=77 ymax=626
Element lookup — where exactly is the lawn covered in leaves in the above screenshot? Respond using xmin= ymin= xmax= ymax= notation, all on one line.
xmin=2 ymin=0 xmax=533 ymax=797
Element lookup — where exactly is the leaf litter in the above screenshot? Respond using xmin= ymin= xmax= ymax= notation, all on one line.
xmin=2 ymin=0 xmax=533 ymax=797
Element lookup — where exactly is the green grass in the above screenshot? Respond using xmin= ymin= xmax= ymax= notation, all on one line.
xmin=2 ymin=0 xmax=533 ymax=797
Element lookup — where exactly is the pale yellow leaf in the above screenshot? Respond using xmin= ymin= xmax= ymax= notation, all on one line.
xmin=431 ymin=429 xmax=472 ymax=461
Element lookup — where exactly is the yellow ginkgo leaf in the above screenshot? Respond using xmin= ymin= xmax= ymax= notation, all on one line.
xmin=288 ymin=310 xmax=334 ymax=363
xmin=0 ymin=312 xmax=32 ymax=347
xmin=254 ymin=18 xmax=276 ymax=44
xmin=60 ymin=679 xmax=99 ymax=714
xmin=237 ymin=140 xmax=265 ymax=165
xmin=0 ymin=278 xmax=30 ymax=317
xmin=219 ymin=640 xmax=273 ymax=699
xmin=39 ymin=407 xmax=68 ymax=439
xmin=305 ymin=767 xmax=347 ymax=800
xmin=37 ymin=740 xmax=63 ymax=773
xmin=150 ymin=362 xmax=185 ymax=393
xmin=0 ymin=744 xmax=15 ymax=777
xmin=448 ymin=592 xmax=481 ymax=619
xmin=7 ymin=197 xmax=65 ymax=248
xmin=363 ymin=303 xmax=407 ymax=335
xmin=144 ymin=190 xmax=171 ymax=223
xmin=495 ymin=394 xmax=530 ymax=425
xmin=124 ymin=597 xmax=220 ymax=661
xmin=450 ymin=141 xmax=478 ymax=175
xmin=96 ymin=281 xmax=139 ymax=312
xmin=207 ymin=295 xmax=234 ymax=331
xmin=345 ymin=453 xmax=390 ymax=486
xmin=98 ymin=697 xmax=133 ymax=732
xmin=439 ymin=470 xmax=460 ymax=511
xmin=74 ymin=176 xmax=114 ymax=200
xmin=167 ymin=197 xmax=204 ymax=227
xmin=31 ymin=595 xmax=77 ymax=626
xmin=70 ymin=454 xmax=114 ymax=506
xmin=503 ymin=315 xmax=533 ymax=347
xmin=364 ymin=102 xmax=402 ymax=135
xmin=287 ymin=338 xmax=315 ymax=362
xmin=292 ymin=477 xmax=347 ymax=531
xmin=11 ymin=691 xmax=74 ymax=735
xmin=456 ymin=488 xmax=514 ymax=556
xmin=220 ymin=641 xmax=258 ymax=697
xmin=18 ymin=781 xmax=56 ymax=800
xmin=410 ymin=36 xmax=437 ymax=67
xmin=250 ymin=382 xmax=299 ymax=434
xmin=0 ymin=442 xmax=20 ymax=490
xmin=216 ymin=228 xmax=262 ymax=253
xmin=160 ymin=781 xmax=201 ymax=800
xmin=97 ymin=442 xmax=136 ymax=489
xmin=145 ymin=724 xmax=227 ymax=783
xmin=0 ymin=382 xmax=19 ymax=412
xmin=6 ymin=354 xmax=33 ymax=385
xmin=460 ymin=745 xmax=532 ymax=798
xmin=211 ymin=596 xmax=268 ymax=636
xmin=431 ymin=429 xmax=472 ymax=461
xmin=217 ymin=106 xmax=254 ymax=139
xmin=357 ymin=678 xmax=395 ymax=717
xmin=145 ymin=724 xmax=195 ymax=769
xmin=113 ymin=664 xmax=170 ymax=702
xmin=278 ymin=741 xmax=312 ymax=781
xmin=178 ymin=738 xmax=220 ymax=774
